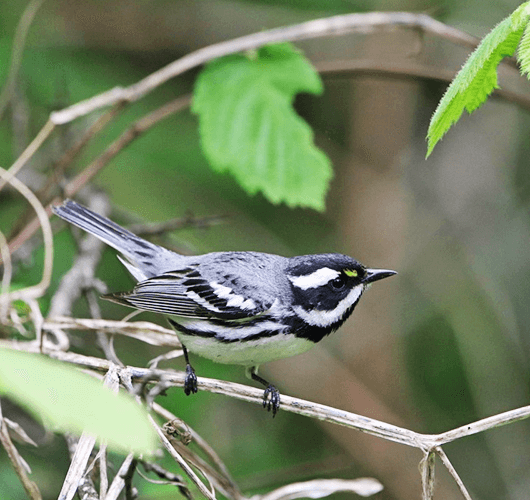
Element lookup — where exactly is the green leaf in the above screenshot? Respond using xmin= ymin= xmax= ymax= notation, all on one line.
xmin=518 ymin=19 xmax=530 ymax=76
xmin=0 ymin=349 xmax=157 ymax=455
xmin=193 ymin=42 xmax=332 ymax=211
xmin=426 ymin=3 xmax=530 ymax=156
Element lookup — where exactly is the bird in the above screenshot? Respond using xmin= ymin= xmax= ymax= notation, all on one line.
xmin=53 ymin=199 xmax=396 ymax=416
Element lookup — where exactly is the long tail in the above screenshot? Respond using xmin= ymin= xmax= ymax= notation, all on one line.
xmin=53 ymin=200 xmax=183 ymax=280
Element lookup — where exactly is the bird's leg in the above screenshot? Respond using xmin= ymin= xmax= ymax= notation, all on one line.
xmin=182 ymin=345 xmax=198 ymax=395
xmin=247 ymin=366 xmax=280 ymax=416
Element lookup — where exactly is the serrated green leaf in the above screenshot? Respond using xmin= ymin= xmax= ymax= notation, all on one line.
xmin=518 ymin=20 xmax=530 ymax=76
xmin=0 ymin=349 xmax=157 ymax=455
xmin=426 ymin=3 xmax=530 ymax=156
xmin=193 ymin=42 xmax=332 ymax=211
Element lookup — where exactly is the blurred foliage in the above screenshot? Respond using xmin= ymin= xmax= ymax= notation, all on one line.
xmin=234 ymin=0 xmax=373 ymax=12
xmin=405 ymin=314 xmax=475 ymax=432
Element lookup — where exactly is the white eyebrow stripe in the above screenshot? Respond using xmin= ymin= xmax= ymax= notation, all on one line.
xmin=289 ymin=267 xmax=340 ymax=290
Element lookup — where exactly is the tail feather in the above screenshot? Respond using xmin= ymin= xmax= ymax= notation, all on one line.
xmin=53 ymin=200 xmax=153 ymax=254
xmin=53 ymin=199 xmax=183 ymax=279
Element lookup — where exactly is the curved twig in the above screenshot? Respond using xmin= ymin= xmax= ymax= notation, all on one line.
xmin=3 ymin=337 xmax=530 ymax=499
xmin=0 ymin=119 xmax=56 ymax=196
xmin=0 ymin=230 xmax=12 ymax=321
xmin=50 ymin=12 xmax=480 ymax=125
xmin=0 ymin=0 xmax=46 ymax=121
xmin=0 ymin=166 xmax=54 ymax=301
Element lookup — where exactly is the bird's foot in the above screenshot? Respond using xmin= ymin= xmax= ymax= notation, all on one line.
xmin=184 ymin=364 xmax=198 ymax=395
xmin=263 ymin=385 xmax=281 ymax=417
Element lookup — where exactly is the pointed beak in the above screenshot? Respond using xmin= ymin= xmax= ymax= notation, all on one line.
xmin=363 ymin=268 xmax=397 ymax=284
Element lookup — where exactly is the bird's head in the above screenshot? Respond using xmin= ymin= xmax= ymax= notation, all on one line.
xmin=286 ymin=254 xmax=396 ymax=329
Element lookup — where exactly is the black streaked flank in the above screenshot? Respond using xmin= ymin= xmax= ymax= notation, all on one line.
xmin=168 ymin=318 xmax=283 ymax=344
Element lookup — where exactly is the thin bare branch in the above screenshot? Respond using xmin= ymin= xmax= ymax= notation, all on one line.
xmin=149 ymin=414 xmax=217 ymax=500
xmin=316 ymin=59 xmax=530 ymax=113
xmin=3 ymin=203 xmax=55 ymax=263
xmin=48 ymin=194 xmax=110 ymax=319
xmin=0 ymin=0 xmax=46 ymax=120
xmin=167 ymin=430 xmax=242 ymax=499
xmin=51 ymin=87 xmax=127 ymax=125
xmin=0 ymin=229 xmax=12 ymax=321
xmin=41 ymin=105 xmax=124 ymax=201
xmin=0 ymin=119 xmax=56 ymax=193
xmin=435 ymin=447 xmax=473 ymax=500
xmin=433 ymin=405 xmax=530 ymax=445
xmin=0 ymin=166 xmax=54 ymax=301
xmin=138 ymin=461 xmax=192 ymax=499
xmin=98 ymin=444 xmax=109 ymax=500
xmin=128 ymin=212 xmax=230 ymax=237
xmin=6 ymin=336 xmax=530 ymax=455
xmin=3 ymin=418 xmax=38 ymax=447
xmin=104 ymin=453 xmax=135 ymax=500
xmin=57 ymin=365 xmax=120 ymax=500
xmin=5 ymin=332 xmax=530 ymax=458
xmin=254 ymin=478 xmax=383 ymax=500
xmin=6 ymin=96 xmax=191 ymax=257
xmin=50 ymin=12 xmax=479 ymax=124
xmin=0 ymin=400 xmax=42 ymax=500
xmin=0 ymin=340 xmax=446 ymax=449
xmin=10 ymin=104 xmax=125 ymax=239
xmin=44 ymin=317 xmax=180 ymax=348
xmin=64 ymin=434 xmax=99 ymax=500
xmin=63 ymin=94 xmax=191 ymax=198
xmin=154 ymin=404 xmax=243 ymax=500
xmin=420 ymin=450 xmax=436 ymax=500
xmin=4 ymin=337 xmax=530 ymax=499
xmin=28 ymin=298 xmax=44 ymax=350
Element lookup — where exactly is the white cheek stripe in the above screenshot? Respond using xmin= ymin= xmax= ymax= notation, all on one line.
xmin=289 ymin=267 xmax=340 ymax=290
xmin=293 ymin=285 xmax=364 ymax=327
xmin=210 ymin=282 xmax=257 ymax=310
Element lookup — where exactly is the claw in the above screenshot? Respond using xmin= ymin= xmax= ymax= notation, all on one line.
xmin=263 ymin=385 xmax=281 ymax=417
xmin=184 ymin=364 xmax=198 ymax=395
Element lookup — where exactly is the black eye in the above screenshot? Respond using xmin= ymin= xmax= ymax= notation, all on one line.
xmin=330 ymin=276 xmax=346 ymax=290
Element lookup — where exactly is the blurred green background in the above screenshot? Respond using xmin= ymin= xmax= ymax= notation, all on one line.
xmin=2 ymin=1 xmax=530 ymax=499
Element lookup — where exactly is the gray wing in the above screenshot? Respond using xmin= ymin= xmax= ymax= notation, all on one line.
xmin=103 ymin=267 xmax=272 ymax=320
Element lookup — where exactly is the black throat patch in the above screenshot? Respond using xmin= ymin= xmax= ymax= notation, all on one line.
xmin=287 ymin=298 xmax=362 ymax=343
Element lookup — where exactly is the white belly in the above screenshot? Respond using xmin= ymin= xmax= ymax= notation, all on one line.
xmin=174 ymin=329 xmax=315 ymax=366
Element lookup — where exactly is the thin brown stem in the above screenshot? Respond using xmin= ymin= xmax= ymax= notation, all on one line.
xmin=435 ymin=447 xmax=473 ymax=500
xmin=316 ymin=59 xmax=530 ymax=112
xmin=9 ymin=103 xmax=125 ymax=240
xmin=0 ymin=166 xmax=54 ymax=301
xmin=5 ymin=95 xmax=190 ymax=258
xmin=50 ymin=12 xmax=481 ymax=123
xmin=0 ymin=400 xmax=42 ymax=500
xmin=0 ymin=0 xmax=46 ymax=121
xmin=0 ymin=119 xmax=56 ymax=194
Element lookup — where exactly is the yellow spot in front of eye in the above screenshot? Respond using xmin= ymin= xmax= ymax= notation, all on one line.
xmin=344 ymin=269 xmax=358 ymax=278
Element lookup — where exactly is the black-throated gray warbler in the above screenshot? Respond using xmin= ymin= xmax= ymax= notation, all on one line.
xmin=53 ymin=200 xmax=396 ymax=415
